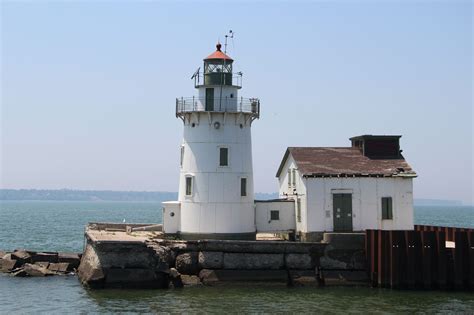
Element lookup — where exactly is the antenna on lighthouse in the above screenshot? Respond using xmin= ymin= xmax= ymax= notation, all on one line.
xmin=224 ymin=30 xmax=234 ymax=54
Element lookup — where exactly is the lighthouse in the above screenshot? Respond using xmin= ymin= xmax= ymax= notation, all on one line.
xmin=162 ymin=42 xmax=260 ymax=240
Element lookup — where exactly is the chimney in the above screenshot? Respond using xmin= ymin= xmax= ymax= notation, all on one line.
xmin=350 ymin=135 xmax=402 ymax=159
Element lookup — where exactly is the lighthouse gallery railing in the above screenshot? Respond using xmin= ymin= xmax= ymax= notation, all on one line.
xmin=176 ymin=97 xmax=260 ymax=118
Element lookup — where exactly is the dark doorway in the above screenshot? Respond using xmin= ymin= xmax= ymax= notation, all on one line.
xmin=333 ymin=194 xmax=353 ymax=232
xmin=205 ymin=88 xmax=214 ymax=111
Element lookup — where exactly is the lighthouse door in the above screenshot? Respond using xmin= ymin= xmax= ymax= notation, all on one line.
xmin=205 ymin=88 xmax=214 ymax=111
xmin=333 ymin=194 xmax=353 ymax=232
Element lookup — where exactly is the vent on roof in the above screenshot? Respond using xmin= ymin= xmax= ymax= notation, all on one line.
xmin=350 ymin=135 xmax=402 ymax=159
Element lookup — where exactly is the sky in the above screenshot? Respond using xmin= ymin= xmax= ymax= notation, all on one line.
xmin=1 ymin=1 xmax=472 ymax=204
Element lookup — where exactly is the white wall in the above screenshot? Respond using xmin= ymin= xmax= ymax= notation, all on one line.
xmin=162 ymin=201 xmax=181 ymax=234
xmin=277 ymin=154 xmax=308 ymax=232
xmin=197 ymin=86 xmax=239 ymax=111
xmin=255 ymin=201 xmax=296 ymax=232
xmin=305 ymin=177 xmax=414 ymax=232
xmin=178 ymin=111 xmax=256 ymax=234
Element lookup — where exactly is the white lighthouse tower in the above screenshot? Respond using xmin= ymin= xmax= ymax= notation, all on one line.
xmin=162 ymin=42 xmax=260 ymax=240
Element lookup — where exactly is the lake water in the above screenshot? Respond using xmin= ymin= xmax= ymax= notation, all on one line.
xmin=0 ymin=201 xmax=473 ymax=313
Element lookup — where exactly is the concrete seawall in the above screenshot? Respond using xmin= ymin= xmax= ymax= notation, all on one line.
xmin=78 ymin=224 xmax=367 ymax=289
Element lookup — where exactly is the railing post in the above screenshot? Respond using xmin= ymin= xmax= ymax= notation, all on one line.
xmin=240 ymin=97 xmax=243 ymax=112
xmin=193 ymin=96 xmax=195 ymax=111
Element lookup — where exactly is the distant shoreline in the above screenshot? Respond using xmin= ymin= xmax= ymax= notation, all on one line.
xmin=0 ymin=189 xmax=468 ymax=206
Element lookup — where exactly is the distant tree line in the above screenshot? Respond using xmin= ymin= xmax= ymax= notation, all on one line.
xmin=0 ymin=189 xmax=280 ymax=202
xmin=0 ymin=189 xmax=178 ymax=201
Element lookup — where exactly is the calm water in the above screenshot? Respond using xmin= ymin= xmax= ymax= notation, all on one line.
xmin=0 ymin=201 xmax=473 ymax=314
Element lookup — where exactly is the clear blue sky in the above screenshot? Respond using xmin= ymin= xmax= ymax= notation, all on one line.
xmin=1 ymin=1 xmax=472 ymax=204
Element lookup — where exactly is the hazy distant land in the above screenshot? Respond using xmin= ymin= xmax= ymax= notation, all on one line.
xmin=0 ymin=189 xmax=466 ymax=206
xmin=0 ymin=189 xmax=278 ymax=202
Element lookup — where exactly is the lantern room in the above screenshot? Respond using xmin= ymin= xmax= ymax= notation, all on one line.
xmin=203 ymin=43 xmax=234 ymax=86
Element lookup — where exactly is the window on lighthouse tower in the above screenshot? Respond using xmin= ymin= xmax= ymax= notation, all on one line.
xmin=219 ymin=147 xmax=229 ymax=166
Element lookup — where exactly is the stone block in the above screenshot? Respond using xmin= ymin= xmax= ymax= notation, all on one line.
xmin=198 ymin=269 xmax=219 ymax=285
xmin=23 ymin=263 xmax=55 ymax=276
xmin=285 ymin=253 xmax=314 ymax=270
xmin=31 ymin=252 xmax=58 ymax=264
xmin=48 ymin=263 xmax=69 ymax=273
xmin=0 ymin=259 xmax=19 ymax=272
xmin=199 ymin=251 xmax=223 ymax=269
xmin=35 ymin=262 xmax=50 ymax=269
xmin=11 ymin=269 xmax=28 ymax=277
xmin=223 ymin=253 xmax=284 ymax=270
xmin=175 ymin=252 xmax=199 ymax=275
xmin=77 ymin=245 xmax=106 ymax=288
xmin=11 ymin=250 xmax=33 ymax=264
xmin=181 ymin=275 xmax=202 ymax=286
xmin=58 ymin=253 xmax=81 ymax=269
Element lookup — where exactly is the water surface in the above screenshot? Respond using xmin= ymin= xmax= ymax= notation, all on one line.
xmin=1 ymin=201 xmax=473 ymax=313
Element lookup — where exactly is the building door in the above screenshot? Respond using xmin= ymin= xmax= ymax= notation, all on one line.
xmin=333 ymin=194 xmax=353 ymax=232
xmin=205 ymin=88 xmax=214 ymax=111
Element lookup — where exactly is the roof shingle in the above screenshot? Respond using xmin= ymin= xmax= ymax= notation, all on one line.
xmin=276 ymin=147 xmax=416 ymax=178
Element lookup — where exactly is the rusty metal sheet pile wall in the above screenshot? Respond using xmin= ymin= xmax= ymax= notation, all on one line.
xmin=366 ymin=229 xmax=473 ymax=291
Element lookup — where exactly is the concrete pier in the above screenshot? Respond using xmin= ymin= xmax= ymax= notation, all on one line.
xmin=78 ymin=223 xmax=367 ymax=289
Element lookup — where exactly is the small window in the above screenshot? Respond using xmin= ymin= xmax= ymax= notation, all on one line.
xmin=240 ymin=177 xmax=247 ymax=196
xmin=270 ymin=210 xmax=279 ymax=221
xmin=382 ymin=197 xmax=393 ymax=220
xmin=296 ymin=199 xmax=301 ymax=223
xmin=219 ymin=147 xmax=228 ymax=166
xmin=292 ymin=169 xmax=296 ymax=187
xmin=180 ymin=146 xmax=185 ymax=167
xmin=288 ymin=169 xmax=292 ymax=188
xmin=185 ymin=176 xmax=193 ymax=196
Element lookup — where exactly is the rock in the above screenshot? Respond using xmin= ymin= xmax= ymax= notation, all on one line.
xmin=2 ymin=253 xmax=12 ymax=260
xmin=48 ymin=263 xmax=69 ymax=273
xmin=0 ymin=251 xmax=7 ymax=258
xmin=23 ymin=263 xmax=55 ymax=276
xmin=223 ymin=253 xmax=284 ymax=270
xmin=31 ymin=252 xmax=58 ymax=264
xmin=58 ymin=253 xmax=81 ymax=270
xmin=35 ymin=262 xmax=50 ymax=269
xmin=169 ymin=268 xmax=183 ymax=288
xmin=175 ymin=252 xmax=199 ymax=275
xmin=0 ymin=259 xmax=19 ymax=272
xmin=181 ymin=275 xmax=202 ymax=286
xmin=151 ymin=245 xmax=175 ymax=265
xmin=11 ymin=250 xmax=33 ymax=264
xmin=199 ymin=269 xmax=219 ymax=285
xmin=169 ymin=267 xmax=180 ymax=278
xmin=285 ymin=254 xmax=314 ymax=270
xmin=199 ymin=251 xmax=223 ymax=269
xmin=11 ymin=268 xmax=28 ymax=277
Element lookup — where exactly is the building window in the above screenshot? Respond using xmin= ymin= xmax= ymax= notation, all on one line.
xmin=382 ymin=197 xmax=393 ymax=220
xmin=180 ymin=145 xmax=185 ymax=167
xmin=288 ymin=169 xmax=292 ymax=188
xmin=292 ymin=169 xmax=296 ymax=187
xmin=296 ymin=199 xmax=301 ymax=223
xmin=240 ymin=177 xmax=247 ymax=197
xmin=270 ymin=210 xmax=279 ymax=221
xmin=219 ymin=147 xmax=229 ymax=166
xmin=185 ymin=176 xmax=193 ymax=196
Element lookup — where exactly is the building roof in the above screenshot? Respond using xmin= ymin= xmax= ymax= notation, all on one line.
xmin=276 ymin=147 xmax=417 ymax=178
xmin=204 ymin=43 xmax=234 ymax=61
